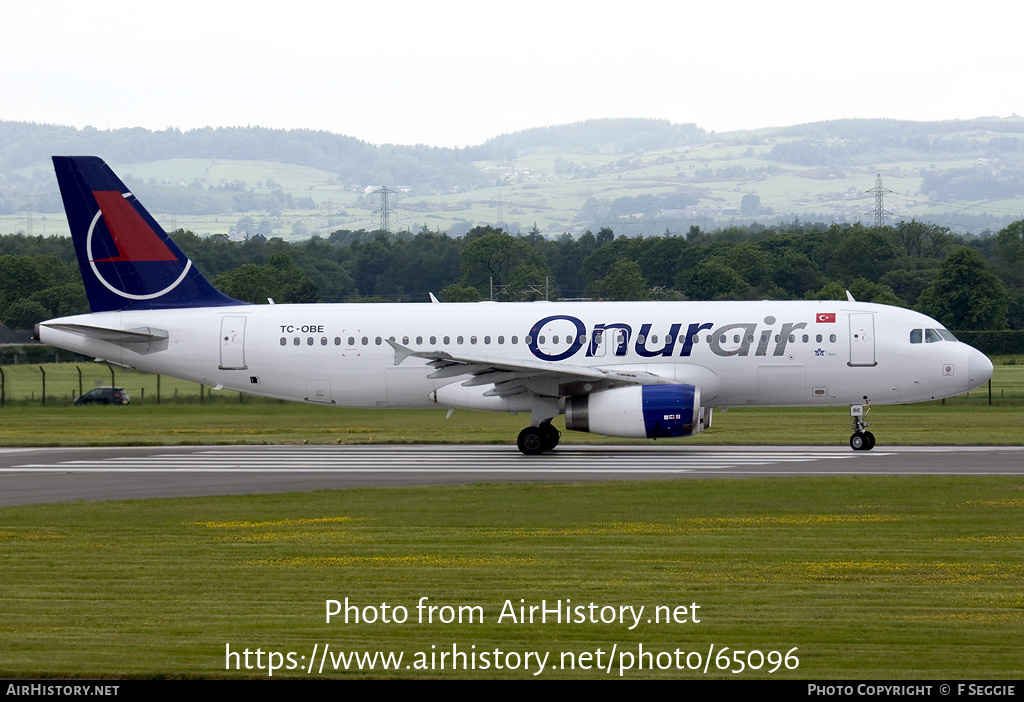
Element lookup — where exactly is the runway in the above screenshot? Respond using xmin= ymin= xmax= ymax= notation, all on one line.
xmin=2 ymin=444 xmax=1023 ymax=506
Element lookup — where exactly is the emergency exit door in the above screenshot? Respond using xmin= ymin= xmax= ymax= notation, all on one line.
xmin=219 ymin=316 xmax=247 ymax=370
xmin=848 ymin=313 xmax=876 ymax=367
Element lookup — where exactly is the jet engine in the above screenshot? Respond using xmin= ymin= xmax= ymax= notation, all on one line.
xmin=564 ymin=384 xmax=709 ymax=439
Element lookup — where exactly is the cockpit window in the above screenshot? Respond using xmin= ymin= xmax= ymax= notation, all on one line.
xmin=938 ymin=329 xmax=958 ymax=342
xmin=910 ymin=329 xmax=922 ymax=344
xmin=925 ymin=328 xmax=942 ymax=343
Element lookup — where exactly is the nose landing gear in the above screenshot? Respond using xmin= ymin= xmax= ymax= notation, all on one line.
xmin=850 ymin=400 xmax=875 ymax=451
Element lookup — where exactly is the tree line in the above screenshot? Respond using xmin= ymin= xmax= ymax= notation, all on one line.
xmin=1 ymin=219 xmax=1021 ymax=336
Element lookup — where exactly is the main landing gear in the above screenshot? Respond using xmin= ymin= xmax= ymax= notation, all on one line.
xmin=517 ymin=421 xmax=560 ymax=456
xmin=849 ymin=400 xmax=875 ymax=451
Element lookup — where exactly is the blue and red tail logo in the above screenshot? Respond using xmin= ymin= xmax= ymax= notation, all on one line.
xmin=53 ymin=156 xmax=245 ymax=312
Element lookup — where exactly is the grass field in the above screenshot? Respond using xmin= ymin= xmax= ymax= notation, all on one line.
xmin=1 ymin=402 xmax=1023 ymax=448
xmin=0 ymin=359 xmax=1022 ymax=447
xmin=0 ymin=360 xmax=1021 ymax=679
xmin=1 ymin=477 xmax=1022 ymax=678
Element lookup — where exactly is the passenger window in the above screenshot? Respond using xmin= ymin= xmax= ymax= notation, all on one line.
xmin=334 ymin=337 xmax=341 ymax=345
xmin=361 ymin=336 xmax=368 ymax=345
xmin=525 ymin=335 xmax=533 ymax=344
xmin=910 ymin=329 xmax=922 ymax=344
xmin=416 ymin=336 xmax=423 ymax=345
xmin=280 ymin=337 xmax=287 ymax=346
xmin=320 ymin=337 xmax=327 ymax=346
xmin=375 ymin=337 xmax=382 ymax=345
xmin=430 ymin=336 xmax=436 ymax=345
xmin=348 ymin=336 xmax=355 ymax=346
xmin=816 ymin=334 xmax=822 ymax=343
xmin=829 ymin=334 xmax=836 ymax=343
xmin=457 ymin=336 xmax=464 ymax=345
xmin=403 ymin=336 xmax=409 ymax=344
xmin=471 ymin=336 xmax=478 ymax=345
xmin=484 ymin=336 xmax=491 ymax=344
xmin=512 ymin=336 xmax=519 ymax=344
xmin=293 ymin=337 xmax=300 ymax=346
xmin=307 ymin=337 xmax=313 ymax=346
xmin=443 ymin=336 xmax=450 ymax=344
xmin=498 ymin=335 xmax=505 ymax=344
xmin=802 ymin=334 xmax=809 ymax=343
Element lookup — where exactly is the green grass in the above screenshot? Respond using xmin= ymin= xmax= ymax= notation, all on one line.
xmin=0 ymin=358 xmax=1021 ymax=447
xmin=0 ymin=402 xmax=1021 ymax=448
xmin=0 ymin=368 xmax=1020 ymax=678
xmin=1 ymin=477 xmax=1022 ymax=678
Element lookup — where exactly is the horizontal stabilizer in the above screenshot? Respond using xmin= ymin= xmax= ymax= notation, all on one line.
xmin=41 ymin=323 xmax=169 ymax=354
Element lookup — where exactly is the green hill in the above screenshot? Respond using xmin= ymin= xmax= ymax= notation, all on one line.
xmin=2 ymin=118 xmax=1023 ymax=239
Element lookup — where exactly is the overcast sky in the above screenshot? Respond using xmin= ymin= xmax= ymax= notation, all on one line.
xmin=3 ymin=1 xmax=1019 ymax=148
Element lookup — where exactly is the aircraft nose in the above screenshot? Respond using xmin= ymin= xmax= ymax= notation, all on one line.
xmin=966 ymin=346 xmax=994 ymax=390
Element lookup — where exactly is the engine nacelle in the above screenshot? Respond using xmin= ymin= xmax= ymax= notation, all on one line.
xmin=431 ymin=382 xmax=535 ymax=414
xmin=564 ymin=384 xmax=707 ymax=439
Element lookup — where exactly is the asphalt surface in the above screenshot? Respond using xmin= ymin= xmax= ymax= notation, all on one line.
xmin=1 ymin=444 xmax=1023 ymax=505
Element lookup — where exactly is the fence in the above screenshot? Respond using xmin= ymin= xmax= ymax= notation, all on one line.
xmin=0 ymin=363 xmax=255 ymax=407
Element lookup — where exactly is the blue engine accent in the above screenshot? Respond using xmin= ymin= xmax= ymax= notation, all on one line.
xmin=641 ymin=384 xmax=697 ymax=438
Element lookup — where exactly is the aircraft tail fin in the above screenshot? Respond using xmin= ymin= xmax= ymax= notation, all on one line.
xmin=52 ymin=156 xmax=246 ymax=312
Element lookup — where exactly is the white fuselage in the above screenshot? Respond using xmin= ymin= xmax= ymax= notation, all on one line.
xmin=39 ymin=299 xmax=992 ymax=411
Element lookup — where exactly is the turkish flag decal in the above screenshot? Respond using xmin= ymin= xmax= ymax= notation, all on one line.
xmin=816 ymin=312 xmax=836 ymax=323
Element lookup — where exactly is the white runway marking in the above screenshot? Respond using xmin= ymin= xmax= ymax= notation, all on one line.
xmin=12 ymin=447 xmax=868 ymax=474
xmin=3 ymin=445 xmax=1022 ymax=505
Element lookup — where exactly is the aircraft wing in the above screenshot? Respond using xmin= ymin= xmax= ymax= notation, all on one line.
xmin=387 ymin=340 xmax=671 ymax=398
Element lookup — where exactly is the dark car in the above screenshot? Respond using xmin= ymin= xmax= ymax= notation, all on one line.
xmin=74 ymin=386 xmax=130 ymax=406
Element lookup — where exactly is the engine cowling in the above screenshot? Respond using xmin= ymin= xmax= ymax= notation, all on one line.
xmin=564 ymin=384 xmax=708 ymax=439
xmin=431 ymin=381 xmax=535 ymax=413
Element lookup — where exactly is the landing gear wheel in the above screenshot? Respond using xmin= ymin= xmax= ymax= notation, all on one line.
xmin=539 ymin=423 xmax=560 ymax=451
xmin=517 ymin=427 xmax=545 ymax=455
xmin=850 ymin=431 xmax=875 ymax=451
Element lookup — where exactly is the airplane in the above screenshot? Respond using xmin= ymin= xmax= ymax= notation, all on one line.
xmin=36 ymin=156 xmax=994 ymax=455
